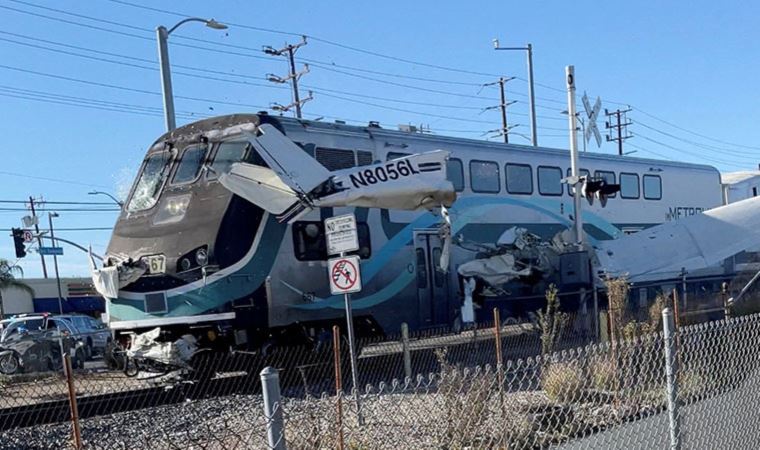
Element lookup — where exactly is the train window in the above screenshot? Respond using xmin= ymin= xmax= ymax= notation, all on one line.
xmin=446 ymin=158 xmax=464 ymax=192
xmin=432 ymin=248 xmax=444 ymax=287
xmin=538 ymin=166 xmax=562 ymax=196
xmin=296 ymin=142 xmax=316 ymax=157
xmin=208 ymin=142 xmax=249 ymax=179
xmin=470 ymin=160 xmax=500 ymax=193
xmin=172 ymin=145 xmax=208 ymax=184
xmin=127 ymin=151 xmax=173 ymax=212
xmin=387 ymin=152 xmax=410 ymax=161
xmin=416 ymin=249 xmax=428 ymax=289
xmin=594 ymin=170 xmax=617 ymax=198
xmin=620 ymin=173 xmax=640 ymax=199
xmin=505 ymin=163 xmax=532 ymax=195
xmin=315 ymin=148 xmax=355 ymax=171
xmin=566 ymin=168 xmax=590 ymax=196
xmin=293 ymin=221 xmax=371 ymax=261
xmin=357 ymin=151 xmax=374 ymax=166
xmin=643 ymin=174 xmax=662 ymax=200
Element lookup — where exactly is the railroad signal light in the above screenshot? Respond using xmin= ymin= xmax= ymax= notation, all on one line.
xmin=11 ymin=228 xmax=26 ymax=258
xmin=580 ymin=177 xmax=620 ymax=208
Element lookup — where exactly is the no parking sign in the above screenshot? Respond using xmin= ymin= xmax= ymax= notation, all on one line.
xmin=328 ymin=255 xmax=362 ymax=295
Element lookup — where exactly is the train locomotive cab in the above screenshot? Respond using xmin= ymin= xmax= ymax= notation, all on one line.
xmin=102 ymin=114 xmax=274 ymax=344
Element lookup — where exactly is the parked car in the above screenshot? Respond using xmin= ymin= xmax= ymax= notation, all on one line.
xmin=58 ymin=315 xmax=111 ymax=358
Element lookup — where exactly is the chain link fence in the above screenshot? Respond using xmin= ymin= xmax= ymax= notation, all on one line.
xmin=2 ymin=304 xmax=760 ymax=449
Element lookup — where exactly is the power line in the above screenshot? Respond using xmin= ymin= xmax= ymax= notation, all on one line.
xmin=0 ymin=171 xmax=110 ymax=189
xmin=632 ymin=120 xmax=760 ymax=160
xmin=634 ymin=134 xmax=749 ymax=169
xmin=634 ymin=108 xmax=760 ymax=152
xmin=0 ymin=200 xmax=117 ymax=205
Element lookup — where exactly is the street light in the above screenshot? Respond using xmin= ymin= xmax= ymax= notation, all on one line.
xmin=156 ymin=18 xmax=228 ymax=131
xmin=48 ymin=212 xmax=64 ymax=314
xmin=493 ymin=39 xmax=538 ymax=147
xmin=88 ymin=191 xmax=123 ymax=207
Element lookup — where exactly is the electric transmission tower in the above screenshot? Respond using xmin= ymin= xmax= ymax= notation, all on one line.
xmin=263 ymin=36 xmax=313 ymax=118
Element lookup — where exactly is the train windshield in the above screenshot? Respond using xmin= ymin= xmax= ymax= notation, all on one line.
xmin=127 ymin=151 xmax=172 ymax=212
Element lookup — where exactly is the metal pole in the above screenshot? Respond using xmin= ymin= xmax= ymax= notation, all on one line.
xmin=565 ymin=65 xmax=583 ymax=247
xmin=287 ymin=47 xmax=302 ymax=119
xmin=29 ymin=197 xmax=48 ymax=278
xmin=332 ymin=325 xmax=344 ymax=450
xmin=48 ymin=213 xmax=63 ymax=314
xmin=156 ymin=26 xmax=176 ymax=132
xmin=401 ymin=322 xmax=411 ymax=380
xmin=343 ymin=287 xmax=363 ymax=424
xmin=662 ymin=308 xmax=681 ymax=450
xmin=681 ymin=268 xmax=688 ymax=313
xmin=527 ymin=43 xmax=538 ymax=147
xmin=498 ymin=78 xmax=508 ymax=143
xmin=260 ymin=367 xmax=286 ymax=450
xmin=616 ymin=110 xmax=623 ymax=156
xmin=593 ymin=288 xmax=599 ymax=339
xmin=64 ymin=354 xmax=83 ymax=450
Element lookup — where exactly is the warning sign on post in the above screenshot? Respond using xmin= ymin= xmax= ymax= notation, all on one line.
xmin=328 ymin=255 xmax=362 ymax=295
xmin=325 ymin=214 xmax=359 ymax=256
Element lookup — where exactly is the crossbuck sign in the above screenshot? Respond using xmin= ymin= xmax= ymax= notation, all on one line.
xmin=582 ymin=92 xmax=602 ymax=148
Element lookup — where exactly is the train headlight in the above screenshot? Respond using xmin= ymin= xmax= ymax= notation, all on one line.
xmin=153 ymin=194 xmax=191 ymax=225
xmin=179 ymin=257 xmax=192 ymax=271
xmin=195 ymin=248 xmax=208 ymax=266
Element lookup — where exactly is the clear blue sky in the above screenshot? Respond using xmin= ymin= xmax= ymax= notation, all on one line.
xmin=2 ymin=0 xmax=759 ymax=277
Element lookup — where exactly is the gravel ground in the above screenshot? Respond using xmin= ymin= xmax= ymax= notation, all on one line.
xmin=0 ymin=395 xmax=268 ymax=450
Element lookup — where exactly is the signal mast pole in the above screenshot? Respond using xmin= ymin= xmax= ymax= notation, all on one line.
xmin=566 ymin=66 xmax=583 ymax=247
xmin=29 ymin=196 xmax=48 ymax=278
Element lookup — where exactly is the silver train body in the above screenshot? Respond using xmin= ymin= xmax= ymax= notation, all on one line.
xmin=103 ymin=114 xmax=723 ymax=345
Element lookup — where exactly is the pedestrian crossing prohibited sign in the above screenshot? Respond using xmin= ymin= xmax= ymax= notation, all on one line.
xmin=328 ymin=255 xmax=362 ymax=295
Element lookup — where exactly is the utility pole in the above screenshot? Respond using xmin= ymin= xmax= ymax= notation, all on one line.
xmin=264 ymin=36 xmax=312 ymax=118
xmin=605 ymin=107 xmax=633 ymax=156
xmin=28 ymin=196 xmax=48 ymax=278
xmin=483 ymin=77 xmax=517 ymax=143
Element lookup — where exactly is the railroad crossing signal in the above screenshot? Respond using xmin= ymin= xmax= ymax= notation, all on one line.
xmin=328 ymin=255 xmax=362 ymax=295
xmin=582 ymin=92 xmax=602 ymax=148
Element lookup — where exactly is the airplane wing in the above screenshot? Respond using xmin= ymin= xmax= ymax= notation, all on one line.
xmin=596 ymin=196 xmax=760 ymax=281
xmin=248 ymin=124 xmax=330 ymax=195
xmin=219 ymin=163 xmax=299 ymax=215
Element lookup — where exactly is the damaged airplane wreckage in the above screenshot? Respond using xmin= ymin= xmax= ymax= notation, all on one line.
xmin=88 ymin=113 xmax=760 ymax=366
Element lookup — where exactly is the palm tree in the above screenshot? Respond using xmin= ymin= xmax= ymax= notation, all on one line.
xmin=0 ymin=259 xmax=34 ymax=318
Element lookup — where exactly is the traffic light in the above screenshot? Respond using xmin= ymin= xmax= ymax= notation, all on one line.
xmin=11 ymin=228 xmax=26 ymax=258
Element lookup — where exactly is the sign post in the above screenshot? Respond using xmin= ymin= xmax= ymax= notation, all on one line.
xmin=324 ymin=214 xmax=363 ymax=424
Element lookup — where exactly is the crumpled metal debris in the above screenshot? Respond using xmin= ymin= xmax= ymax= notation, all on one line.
xmin=126 ymin=327 xmax=197 ymax=368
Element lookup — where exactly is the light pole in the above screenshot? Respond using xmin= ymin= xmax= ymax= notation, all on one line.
xmin=48 ymin=212 xmax=64 ymax=314
xmin=88 ymin=191 xmax=123 ymax=207
xmin=493 ymin=39 xmax=538 ymax=147
xmin=156 ymin=18 xmax=227 ymax=132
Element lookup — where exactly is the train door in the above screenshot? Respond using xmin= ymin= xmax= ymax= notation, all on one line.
xmin=413 ymin=229 xmax=450 ymax=327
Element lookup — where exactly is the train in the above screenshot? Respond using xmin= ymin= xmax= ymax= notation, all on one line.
xmin=95 ymin=112 xmax=725 ymax=349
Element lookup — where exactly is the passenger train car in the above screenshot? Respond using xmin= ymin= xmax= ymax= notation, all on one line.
xmin=101 ymin=113 xmax=723 ymax=347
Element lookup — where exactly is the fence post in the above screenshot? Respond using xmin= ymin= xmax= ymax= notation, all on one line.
xmin=63 ymin=354 xmax=82 ymax=450
xmin=662 ymin=308 xmax=681 ymax=450
xmin=332 ymin=326 xmax=344 ymax=450
xmin=261 ymin=367 xmax=286 ymax=450
xmin=493 ymin=308 xmax=503 ymax=368
xmin=401 ymin=322 xmax=412 ymax=380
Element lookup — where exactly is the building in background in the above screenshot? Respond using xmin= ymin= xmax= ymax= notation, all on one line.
xmin=0 ymin=277 xmax=105 ymax=318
